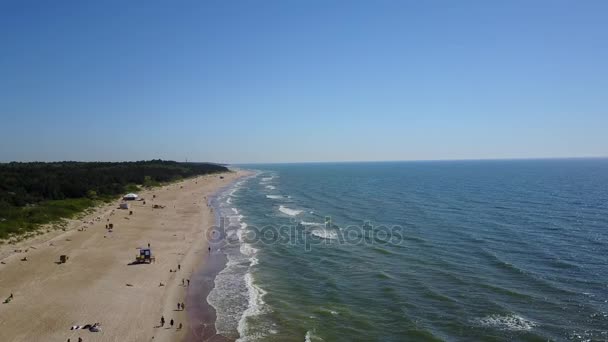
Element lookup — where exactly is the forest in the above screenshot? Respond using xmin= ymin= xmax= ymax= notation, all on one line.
xmin=0 ymin=160 xmax=228 ymax=239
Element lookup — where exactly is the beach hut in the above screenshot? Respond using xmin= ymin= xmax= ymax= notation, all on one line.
xmin=123 ymin=193 xmax=139 ymax=201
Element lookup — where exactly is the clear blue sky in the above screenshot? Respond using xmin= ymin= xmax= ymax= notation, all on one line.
xmin=1 ymin=0 xmax=606 ymax=163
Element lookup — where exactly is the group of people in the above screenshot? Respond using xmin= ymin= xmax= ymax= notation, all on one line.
xmin=177 ymin=302 xmax=186 ymax=311
xmin=159 ymin=316 xmax=182 ymax=330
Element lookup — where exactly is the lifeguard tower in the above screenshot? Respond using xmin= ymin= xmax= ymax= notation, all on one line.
xmin=135 ymin=247 xmax=155 ymax=264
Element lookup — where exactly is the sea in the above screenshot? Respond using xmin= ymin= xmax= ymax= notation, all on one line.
xmin=206 ymin=159 xmax=608 ymax=341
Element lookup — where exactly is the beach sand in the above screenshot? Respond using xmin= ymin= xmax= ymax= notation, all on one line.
xmin=0 ymin=170 xmax=246 ymax=342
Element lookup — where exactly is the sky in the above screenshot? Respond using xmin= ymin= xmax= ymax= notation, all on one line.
xmin=1 ymin=0 xmax=607 ymax=164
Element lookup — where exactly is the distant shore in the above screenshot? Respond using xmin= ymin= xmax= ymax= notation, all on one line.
xmin=0 ymin=170 xmax=247 ymax=342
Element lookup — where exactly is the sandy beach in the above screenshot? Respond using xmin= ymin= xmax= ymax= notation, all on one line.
xmin=0 ymin=170 xmax=246 ymax=342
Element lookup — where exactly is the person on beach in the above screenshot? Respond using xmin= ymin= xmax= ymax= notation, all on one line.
xmin=160 ymin=316 xmax=165 ymax=327
xmin=178 ymin=264 xmax=180 ymax=270
xmin=181 ymin=302 xmax=185 ymax=310
xmin=182 ymin=278 xmax=184 ymax=286
xmin=170 ymin=319 xmax=174 ymax=328
xmin=178 ymin=323 xmax=182 ymax=330
xmin=78 ymin=338 xmax=82 ymax=342
xmin=208 ymin=246 xmax=211 ymax=253
xmin=187 ymin=279 xmax=190 ymax=286
xmin=177 ymin=303 xmax=181 ymax=311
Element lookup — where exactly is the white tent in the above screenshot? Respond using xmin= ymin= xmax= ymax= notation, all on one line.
xmin=123 ymin=193 xmax=139 ymax=200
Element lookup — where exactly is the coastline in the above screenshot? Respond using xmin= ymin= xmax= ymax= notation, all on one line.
xmin=0 ymin=170 xmax=246 ymax=341
xmin=185 ymin=170 xmax=253 ymax=342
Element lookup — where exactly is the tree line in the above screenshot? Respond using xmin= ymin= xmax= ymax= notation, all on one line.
xmin=0 ymin=160 xmax=228 ymax=238
xmin=0 ymin=160 xmax=227 ymax=206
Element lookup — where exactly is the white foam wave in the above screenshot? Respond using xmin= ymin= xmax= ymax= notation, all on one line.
xmin=236 ymin=272 xmax=267 ymax=341
xmin=228 ymin=215 xmax=244 ymax=226
xmin=300 ymin=221 xmax=322 ymax=226
xmin=208 ymin=254 xmax=249 ymax=337
xmin=311 ymin=229 xmax=338 ymax=240
xmin=265 ymin=185 xmax=276 ymax=190
xmin=279 ymin=205 xmax=303 ymax=216
xmin=266 ymin=195 xmax=289 ymax=199
xmin=240 ymin=243 xmax=258 ymax=257
xmin=305 ymin=330 xmax=323 ymax=342
xmin=475 ymin=314 xmax=537 ymax=331
xmin=250 ymin=256 xmax=259 ymax=266
xmin=208 ymin=171 xmax=266 ymax=339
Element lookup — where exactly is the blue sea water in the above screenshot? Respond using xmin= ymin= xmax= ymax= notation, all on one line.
xmin=208 ymin=159 xmax=608 ymax=341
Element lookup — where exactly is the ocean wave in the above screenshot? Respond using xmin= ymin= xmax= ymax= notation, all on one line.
xmin=279 ymin=205 xmax=302 ymax=216
xmin=474 ymin=314 xmax=537 ymax=331
xmin=259 ymin=175 xmax=276 ymax=185
xmin=236 ymin=272 xmax=268 ymax=341
xmin=208 ymin=255 xmax=249 ymax=338
xmin=305 ymin=330 xmax=312 ymax=342
xmin=240 ymin=243 xmax=258 ymax=257
xmin=265 ymin=185 xmax=276 ymax=190
xmin=208 ymin=172 xmax=262 ymax=340
xmin=228 ymin=215 xmax=244 ymax=227
xmin=266 ymin=195 xmax=284 ymax=199
xmin=300 ymin=221 xmax=322 ymax=226
xmin=311 ymin=229 xmax=338 ymax=240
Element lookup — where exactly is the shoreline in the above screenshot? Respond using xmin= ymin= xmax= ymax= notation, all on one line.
xmin=0 ymin=170 xmax=246 ymax=341
xmin=185 ymin=171 xmax=253 ymax=342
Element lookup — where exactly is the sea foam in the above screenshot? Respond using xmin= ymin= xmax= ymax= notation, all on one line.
xmin=311 ymin=229 xmax=338 ymax=240
xmin=266 ymin=194 xmax=290 ymax=200
xmin=279 ymin=205 xmax=302 ymax=216
xmin=475 ymin=314 xmax=537 ymax=331
xmin=300 ymin=221 xmax=322 ymax=226
xmin=236 ymin=272 xmax=267 ymax=341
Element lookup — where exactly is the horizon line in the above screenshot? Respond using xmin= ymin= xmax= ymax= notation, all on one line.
xmin=1 ymin=155 xmax=607 ymax=165
xmin=232 ymin=155 xmax=608 ymax=166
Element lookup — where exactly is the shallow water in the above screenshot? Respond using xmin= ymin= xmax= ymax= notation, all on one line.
xmin=208 ymin=160 xmax=608 ymax=341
